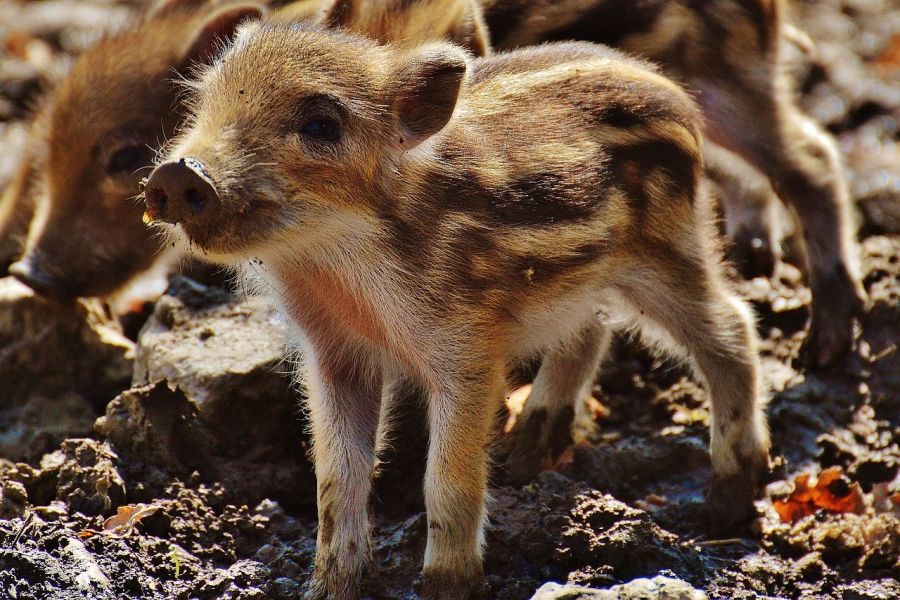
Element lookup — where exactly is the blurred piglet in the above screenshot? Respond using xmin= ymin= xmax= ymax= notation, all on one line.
xmin=0 ymin=0 xmax=321 ymax=306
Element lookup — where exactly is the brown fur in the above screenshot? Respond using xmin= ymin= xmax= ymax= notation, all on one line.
xmin=145 ymin=24 xmax=770 ymax=599
xmin=478 ymin=0 xmax=867 ymax=366
xmin=320 ymin=0 xmax=490 ymax=55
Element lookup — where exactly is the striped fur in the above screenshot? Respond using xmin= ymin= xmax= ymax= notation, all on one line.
xmin=478 ymin=0 xmax=867 ymax=366
xmin=150 ymin=24 xmax=771 ymax=599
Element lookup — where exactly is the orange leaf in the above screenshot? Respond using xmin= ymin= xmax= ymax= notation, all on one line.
xmin=102 ymin=504 xmax=160 ymax=536
xmin=772 ymin=468 xmax=864 ymax=523
xmin=773 ymin=496 xmax=817 ymax=523
xmin=872 ymin=34 xmax=900 ymax=69
xmin=810 ymin=467 xmax=864 ymax=515
xmin=4 ymin=32 xmax=29 ymax=58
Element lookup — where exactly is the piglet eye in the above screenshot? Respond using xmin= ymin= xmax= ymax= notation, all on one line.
xmin=107 ymin=145 xmax=152 ymax=175
xmin=300 ymin=117 xmax=340 ymax=142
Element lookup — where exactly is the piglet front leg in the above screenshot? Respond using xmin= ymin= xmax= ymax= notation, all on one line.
xmin=303 ymin=342 xmax=382 ymax=600
xmin=421 ymin=364 xmax=503 ymax=600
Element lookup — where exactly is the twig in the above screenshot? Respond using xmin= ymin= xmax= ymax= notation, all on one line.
xmin=868 ymin=343 xmax=896 ymax=364
xmin=694 ymin=537 xmax=745 ymax=548
xmin=11 ymin=512 xmax=34 ymax=548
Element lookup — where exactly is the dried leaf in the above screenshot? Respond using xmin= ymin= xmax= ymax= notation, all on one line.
xmin=773 ymin=493 xmax=817 ymax=523
xmin=772 ymin=468 xmax=865 ymax=523
xmin=503 ymin=385 xmax=532 ymax=434
xmin=583 ymin=396 xmax=610 ymax=420
xmin=644 ymin=493 xmax=668 ymax=507
xmin=811 ymin=467 xmax=865 ymax=515
xmin=872 ymin=34 xmax=900 ymax=69
xmin=102 ymin=504 xmax=160 ymax=536
xmin=539 ymin=446 xmax=570 ymax=473
xmin=4 ymin=32 xmax=29 ymax=58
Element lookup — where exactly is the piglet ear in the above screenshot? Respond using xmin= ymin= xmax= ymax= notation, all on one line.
xmin=148 ymin=0 xmax=206 ymax=19
xmin=393 ymin=45 xmax=468 ymax=149
xmin=179 ymin=3 xmax=265 ymax=68
xmin=319 ymin=0 xmax=360 ymax=29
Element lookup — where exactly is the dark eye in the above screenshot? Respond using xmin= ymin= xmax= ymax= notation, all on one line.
xmin=300 ymin=117 xmax=340 ymax=142
xmin=107 ymin=145 xmax=151 ymax=175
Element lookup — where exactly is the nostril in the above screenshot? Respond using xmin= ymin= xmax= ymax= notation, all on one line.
xmin=184 ymin=188 xmax=205 ymax=214
xmin=146 ymin=187 xmax=168 ymax=215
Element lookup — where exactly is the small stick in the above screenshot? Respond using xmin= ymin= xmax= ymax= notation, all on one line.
xmin=694 ymin=537 xmax=745 ymax=548
xmin=11 ymin=512 xmax=35 ymax=548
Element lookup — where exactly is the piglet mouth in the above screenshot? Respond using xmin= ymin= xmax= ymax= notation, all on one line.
xmin=142 ymin=157 xmax=220 ymax=227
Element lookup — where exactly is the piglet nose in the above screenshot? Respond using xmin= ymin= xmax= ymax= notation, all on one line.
xmin=143 ymin=157 xmax=219 ymax=226
xmin=9 ymin=255 xmax=71 ymax=299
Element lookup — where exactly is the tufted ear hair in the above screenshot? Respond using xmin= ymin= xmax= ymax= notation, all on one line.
xmin=177 ymin=2 xmax=265 ymax=69
xmin=393 ymin=44 xmax=469 ymax=149
xmin=319 ymin=0 xmax=361 ymax=29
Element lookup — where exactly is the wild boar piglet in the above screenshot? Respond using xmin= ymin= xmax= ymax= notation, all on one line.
xmin=144 ymin=23 xmax=771 ymax=600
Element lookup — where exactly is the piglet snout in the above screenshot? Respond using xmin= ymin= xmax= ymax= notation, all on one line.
xmin=9 ymin=254 xmax=71 ymax=299
xmin=144 ymin=158 xmax=219 ymax=226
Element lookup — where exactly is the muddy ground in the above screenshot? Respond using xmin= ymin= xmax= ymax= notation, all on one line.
xmin=0 ymin=0 xmax=898 ymax=598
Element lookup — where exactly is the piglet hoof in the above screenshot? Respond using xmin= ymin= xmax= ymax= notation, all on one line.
xmin=420 ymin=566 xmax=485 ymax=600
xmin=501 ymin=406 xmax=574 ymax=487
xmin=302 ymin=568 xmax=361 ymax=600
xmin=706 ymin=475 xmax=758 ymax=532
xmin=301 ymin=580 xmax=327 ymax=600
xmin=800 ymin=279 xmax=866 ymax=369
xmin=706 ymin=456 xmax=771 ymax=532
xmin=729 ymin=229 xmax=778 ymax=279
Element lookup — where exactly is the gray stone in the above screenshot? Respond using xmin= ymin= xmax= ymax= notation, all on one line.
xmin=531 ymin=575 xmax=707 ymax=600
xmin=133 ymin=279 xmax=301 ymax=458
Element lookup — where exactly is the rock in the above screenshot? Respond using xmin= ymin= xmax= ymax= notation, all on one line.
xmin=489 ymin=473 xmax=703 ymax=588
xmin=133 ymin=278 xmax=301 ymax=459
xmin=95 ymin=382 xmax=217 ymax=474
xmin=95 ymin=379 xmax=316 ymax=509
xmin=558 ymin=492 xmax=701 ymax=581
xmin=112 ymin=280 xmax=317 ymax=508
xmin=531 ymin=575 xmax=707 ymax=600
xmin=22 ymin=438 xmax=127 ymax=517
xmin=0 ymin=277 xmax=134 ymax=405
xmin=52 ymin=439 xmax=126 ymax=517
xmin=0 ymin=392 xmax=98 ymax=464
xmin=0 ymin=479 xmax=27 ymax=518
xmin=860 ymin=191 xmax=900 ymax=235
xmin=837 ymin=579 xmax=900 ymax=600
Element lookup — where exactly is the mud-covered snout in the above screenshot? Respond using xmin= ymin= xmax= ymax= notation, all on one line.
xmin=144 ymin=158 xmax=220 ymax=227
xmin=8 ymin=253 xmax=74 ymax=299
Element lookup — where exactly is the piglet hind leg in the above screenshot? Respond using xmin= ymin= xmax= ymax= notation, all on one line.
xmin=772 ymin=111 xmax=868 ymax=368
xmin=700 ymin=79 xmax=866 ymax=367
xmin=503 ymin=321 xmax=611 ymax=485
xmin=616 ymin=249 xmax=771 ymax=527
xmin=302 ymin=345 xmax=382 ymax=600
xmin=420 ymin=365 xmax=504 ymax=600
